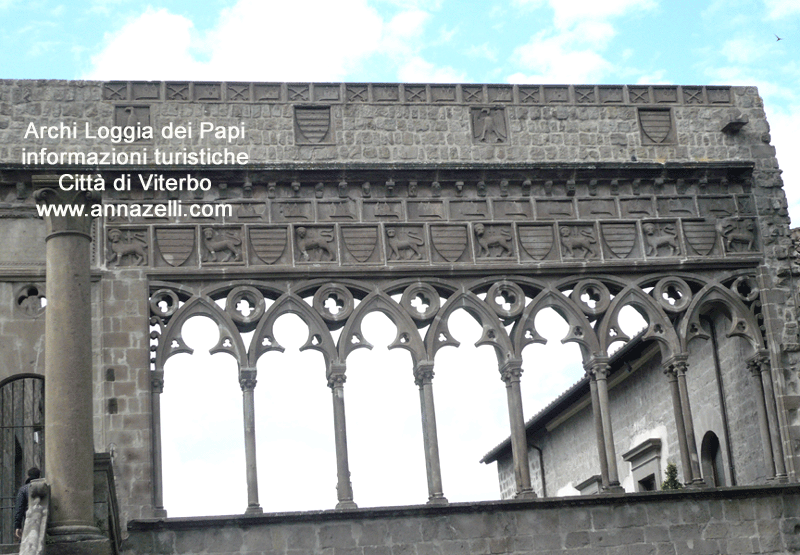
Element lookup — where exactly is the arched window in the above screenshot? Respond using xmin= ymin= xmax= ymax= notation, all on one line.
xmin=701 ymin=431 xmax=725 ymax=487
xmin=0 ymin=374 xmax=44 ymax=544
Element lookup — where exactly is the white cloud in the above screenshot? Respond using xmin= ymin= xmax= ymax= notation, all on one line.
xmin=767 ymin=104 xmax=800 ymax=225
xmin=84 ymin=0 xmax=456 ymax=83
xmin=509 ymin=22 xmax=615 ymax=84
xmin=513 ymin=0 xmax=656 ymax=28
xmin=763 ymin=0 xmax=800 ymax=19
xmin=397 ymin=56 xmax=466 ymax=83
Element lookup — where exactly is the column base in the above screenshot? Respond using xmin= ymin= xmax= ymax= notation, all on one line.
xmin=767 ymin=474 xmax=789 ymax=484
xmin=427 ymin=495 xmax=449 ymax=505
xmin=152 ymin=508 xmax=167 ymax=519
xmin=47 ymin=526 xmax=112 ymax=555
xmin=245 ymin=505 xmax=263 ymax=515
xmin=46 ymin=537 xmax=113 ymax=555
xmin=685 ymin=479 xmax=708 ymax=488
xmin=336 ymin=500 xmax=358 ymax=510
xmin=602 ymin=484 xmax=625 ymax=494
xmin=514 ymin=489 xmax=537 ymax=499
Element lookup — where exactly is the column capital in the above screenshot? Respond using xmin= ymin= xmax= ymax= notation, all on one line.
xmin=239 ymin=369 xmax=257 ymax=391
xmin=33 ymin=176 xmax=99 ymax=239
xmin=414 ymin=361 xmax=435 ymax=386
xmin=584 ymin=356 xmax=610 ymax=379
xmin=746 ymin=350 xmax=770 ymax=375
xmin=500 ymin=358 xmax=524 ymax=383
xmin=663 ymin=354 xmax=689 ymax=377
xmin=151 ymin=370 xmax=164 ymax=394
xmin=328 ymin=372 xmax=346 ymax=388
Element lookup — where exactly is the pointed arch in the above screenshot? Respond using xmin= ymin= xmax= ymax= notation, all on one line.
xmin=155 ymin=295 xmax=247 ymax=371
xmin=513 ymin=287 xmax=601 ymax=359
xmin=597 ymin=285 xmax=680 ymax=361
xmin=338 ymin=290 xmax=427 ymax=367
xmin=248 ymin=292 xmax=337 ymax=371
xmin=426 ymin=289 xmax=513 ymax=367
xmin=679 ymin=282 xmax=764 ymax=353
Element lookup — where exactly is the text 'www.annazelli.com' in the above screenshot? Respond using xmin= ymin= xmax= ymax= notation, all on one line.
xmin=36 ymin=200 xmax=233 ymax=219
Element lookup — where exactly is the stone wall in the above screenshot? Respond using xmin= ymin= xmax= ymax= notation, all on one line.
xmin=0 ymin=79 xmax=798 ymax=531
xmin=495 ymin=311 xmax=769 ymax=497
xmin=122 ymin=484 xmax=800 ymax=555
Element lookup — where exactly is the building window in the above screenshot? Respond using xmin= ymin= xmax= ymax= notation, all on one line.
xmin=622 ymin=438 xmax=662 ymax=492
xmin=701 ymin=431 xmax=726 ymax=487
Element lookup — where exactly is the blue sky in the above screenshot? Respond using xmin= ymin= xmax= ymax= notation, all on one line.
xmin=4 ymin=0 xmax=799 ymax=514
xmin=3 ymin=0 xmax=799 ymax=219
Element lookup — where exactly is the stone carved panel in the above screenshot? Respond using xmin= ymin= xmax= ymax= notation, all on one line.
xmin=113 ymin=106 xmax=151 ymax=138
xmin=103 ymin=82 xmax=128 ymax=100
xmin=474 ymin=223 xmax=515 ymax=259
xmin=641 ymin=222 xmax=681 ymax=258
xmin=227 ymin=83 xmax=251 ymax=101
xmin=385 ymin=225 xmax=427 ymax=262
xmin=294 ymin=106 xmax=334 ymax=144
xmin=363 ymin=200 xmax=403 ymax=221
xmin=517 ymin=225 xmax=555 ymax=261
xmin=462 ymin=85 xmax=484 ymax=103
xmin=719 ymin=218 xmax=757 ymax=253
xmin=430 ymin=225 xmax=470 ymax=263
xmin=601 ymin=223 xmax=639 ymax=259
xmin=471 ymin=108 xmax=508 ymax=144
xmin=698 ymin=196 xmax=736 ymax=218
xmin=319 ymin=200 xmax=358 ymax=222
xmin=578 ymin=198 xmax=618 ymax=219
xmin=294 ymin=225 xmax=337 ymax=263
xmin=450 ymin=200 xmax=489 ymax=220
xmin=166 ymin=82 xmax=190 ymax=101
xmin=346 ymin=84 xmax=369 ymax=102
xmin=249 ymin=227 xmax=289 ymax=265
xmin=559 ymin=225 xmax=599 ymax=260
xmin=341 ymin=226 xmax=382 ymax=264
xmin=407 ymin=201 xmax=446 ymax=221
xmin=638 ymin=108 xmax=676 ymax=144
xmin=154 ymin=228 xmax=196 ymax=267
xmin=194 ymin=82 xmax=221 ymax=101
xmin=272 ymin=201 xmax=314 ymax=223
xmin=254 ymin=83 xmax=281 ymax=101
xmin=494 ymin=200 xmax=533 ymax=220
xmin=106 ymin=227 xmax=149 ymax=267
xmin=201 ymin=227 xmax=244 ymax=264
xmin=682 ymin=220 xmax=719 ymax=256
xmin=15 ymin=284 xmax=46 ymax=318
xmin=620 ymin=198 xmax=655 ymax=218
xmin=131 ymin=82 xmax=160 ymax=100
xmin=537 ymin=200 xmax=575 ymax=219
xmin=657 ymin=197 xmax=696 ymax=217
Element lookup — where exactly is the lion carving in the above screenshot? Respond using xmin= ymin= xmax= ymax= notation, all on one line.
xmin=296 ymin=227 xmax=335 ymax=261
xmin=474 ymin=223 xmax=513 ymax=257
xmin=387 ymin=228 xmax=425 ymax=260
xmin=719 ymin=219 xmax=755 ymax=252
xmin=560 ymin=227 xmax=597 ymax=259
xmin=107 ymin=228 xmax=148 ymax=266
xmin=643 ymin=223 xmax=680 ymax=256
xmin=202 ymin=228 xmax=242 ymax=262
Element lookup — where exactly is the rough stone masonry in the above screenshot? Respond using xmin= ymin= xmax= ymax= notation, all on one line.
xmin=0 ymin=81 xmax=798 ymax=553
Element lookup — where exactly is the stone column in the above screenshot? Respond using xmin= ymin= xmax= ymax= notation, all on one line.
xmin=500 ymin=358 xmax=535 ymax=498
xmin=672 ymin=358 xmax=704 ymax=486
xmin=328 ymin=363 xmax=357 ymax=509
xmin=748 ymin=352 xmax=787 ymax=481
xmin=664 ymin=359 xmax=693 ymax=484
xmin=747 ymin=356 xmax=776 ymax=480
xmin=150 ymin=370 xmax=167 ymax=518
xmin=34 ymin=182 xmax=105 ymax=543
xmin=414 ymin=361 xmax=447 ymax=504
xmin=587 ymin=367 xmax=610 ymax=490
xmin=239 ymin=368 xmax=262 ymax=514
xmin=589 ymin=358 xmax=622 ymax=491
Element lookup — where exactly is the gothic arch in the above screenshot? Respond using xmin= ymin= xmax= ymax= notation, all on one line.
xmin=338 ymin=289 xmax=427 ymax=367
xmin=426 ymin=289 xmax=514 ymax=368
xmin=679 ymin=282 xmax=764 ymax=353
xmin=154 ymin=295 xmax=247 ymax=372
xmin=513 ymin=287 xmax=601 ymax=360
xmin=248 ymin=292 xmax=337 ymax=371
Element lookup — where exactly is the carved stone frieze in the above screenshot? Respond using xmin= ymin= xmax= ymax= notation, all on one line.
xmin=107 ymin=228 xmax=149 ymax=267
xmin=386 ymin=225 xmax=427 ymax=262
xmin=201 ymin=227 xmax=244 ymax=264
xmin=295 ymin=225 xmax=337 ymax=263
xmin=559 ymin=225 xmax=599 ymax=260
